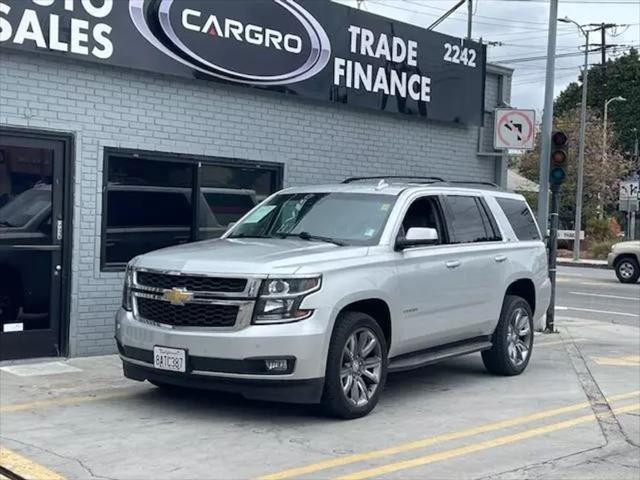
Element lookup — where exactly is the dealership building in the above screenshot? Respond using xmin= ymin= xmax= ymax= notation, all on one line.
xmin=0 ymin=0 xmax=512 ymax=360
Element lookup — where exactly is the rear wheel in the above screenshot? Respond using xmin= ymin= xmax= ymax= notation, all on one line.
xmin=322 ymin=311 xmax=388 ymax=419
xmin=615 ymin=257 xmax=640 ymax=284
xmin=482 ymin=295 xmax=533 ymax=376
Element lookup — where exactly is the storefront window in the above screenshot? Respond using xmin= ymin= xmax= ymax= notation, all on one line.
xmin=102 ymin=150 xmax=282 ymax=269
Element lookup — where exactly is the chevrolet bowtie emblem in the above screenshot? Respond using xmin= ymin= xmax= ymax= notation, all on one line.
xmin=162 ymin=288 xmax=193 ymax=306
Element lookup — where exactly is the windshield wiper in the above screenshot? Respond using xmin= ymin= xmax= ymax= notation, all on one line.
xmin=229 ymin=233 xmax=272 ymax=239
xmin=0 ymin=220 xmax=13 ymax=227
xmin=278 ymin=231 xmax=346 ymax=247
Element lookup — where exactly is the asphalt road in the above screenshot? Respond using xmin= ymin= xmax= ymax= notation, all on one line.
xmin=556 ymin=266 xmax=640 ymax=327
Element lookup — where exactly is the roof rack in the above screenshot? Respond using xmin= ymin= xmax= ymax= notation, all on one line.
xmin=342 ymin=176 xmax=445 ymax=184
xmin=448 ymin=181 xmax=500 ymax=189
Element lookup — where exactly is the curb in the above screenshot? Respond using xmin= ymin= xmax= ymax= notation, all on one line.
xmin=557 ymin=259 xmax=610 ymax=270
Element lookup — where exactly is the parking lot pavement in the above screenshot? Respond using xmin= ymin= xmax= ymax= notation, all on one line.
xmin=1 ymin=270 xmax=638 ymax=480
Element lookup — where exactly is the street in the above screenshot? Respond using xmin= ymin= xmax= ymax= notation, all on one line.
xmin=556 ymin=266 xmax=640 ymax=327
xmin=1 ymin=266 xmax=639 ymax=480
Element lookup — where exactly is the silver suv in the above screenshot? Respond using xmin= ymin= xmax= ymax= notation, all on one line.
xmin=116 ymin=177 xmax=551 ymax=418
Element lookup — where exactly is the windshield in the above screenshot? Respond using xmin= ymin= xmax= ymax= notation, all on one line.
xmin=228 ymin=192 xmax=397 ymax=246
xmin=0 ymin=187 xmax=51 ymax=228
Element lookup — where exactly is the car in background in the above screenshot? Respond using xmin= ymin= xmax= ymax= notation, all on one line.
xmin=608 ymin=241 xmax=640 ymax=283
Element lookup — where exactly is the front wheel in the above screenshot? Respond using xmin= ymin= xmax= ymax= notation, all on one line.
xmin=322 ymin=311 xmax=388 ymax=419
xmin=615 ymin=257 xmax=640 ymax=284
xmin=482 ymin=295 xmax=534 ymax=376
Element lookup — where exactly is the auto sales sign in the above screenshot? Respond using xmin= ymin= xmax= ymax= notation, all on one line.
xmin=0 ymin=0 xmax=487 ymax=125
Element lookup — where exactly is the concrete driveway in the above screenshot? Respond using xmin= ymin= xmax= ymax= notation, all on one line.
xmin=1 ymin=267 xmax=638 ymax=480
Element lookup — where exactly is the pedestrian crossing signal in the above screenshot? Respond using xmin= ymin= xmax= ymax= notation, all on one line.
xmin=550 ymin=131 xmax=568 ymax=186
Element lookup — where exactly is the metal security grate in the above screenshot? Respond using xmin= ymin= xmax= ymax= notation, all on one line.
xmin=136 ymin=297 xmax=239 ymax=327
xmin=136 ymin=271 xmax=247 ymax=293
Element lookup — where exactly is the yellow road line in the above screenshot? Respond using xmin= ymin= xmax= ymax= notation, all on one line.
xmin=536 ymin=338 xmax=584 ymax=347
xmin=336 ymin=403 xmax=640 ymax=480
xmin=256 ymin=390 xmax=639 ymax=480
xmin=0 ymin=389 xmax=140 ymax=414
xmin=593 ymin=355 xmax=640 ymax=367
xmin=0 ymin=447 xmax=66 ymax=480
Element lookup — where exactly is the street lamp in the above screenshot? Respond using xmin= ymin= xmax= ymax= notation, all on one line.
xmin=559 ymin=17 xmax=589 ymax=260
xmin=598 ymin=96 xmax=627 ymax=219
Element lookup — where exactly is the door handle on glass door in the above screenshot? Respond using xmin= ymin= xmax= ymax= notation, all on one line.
xmin=494 ymin=255 xmax=507 ymax=263
xmin=445 ymin=260 xmax=461 ymax=269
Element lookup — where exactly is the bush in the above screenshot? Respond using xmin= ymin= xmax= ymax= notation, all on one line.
xmin=589 ymin=240 xmax=615 ymax=260
xmin=586 ymin=217 xmax=616 ymax=243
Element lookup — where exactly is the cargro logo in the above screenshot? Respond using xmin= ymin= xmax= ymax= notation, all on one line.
xmin=129 ymin=0 xmax=331 ymax=85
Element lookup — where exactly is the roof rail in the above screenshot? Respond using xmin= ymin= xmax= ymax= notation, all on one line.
xmin=448 ymin=181 xmax=501 ymax=189
xmin=342 ymin=176 xmax=445 ymax=184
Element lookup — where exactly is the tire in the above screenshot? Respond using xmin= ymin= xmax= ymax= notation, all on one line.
xmin=322 ymin=311 xmax=388 ymax=419
xmin=482 ymin=295 xmax=534 ymax=376
xmin=614 ymin=257 xmax=640 ymax=284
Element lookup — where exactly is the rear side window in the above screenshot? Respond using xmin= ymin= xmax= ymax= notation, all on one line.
xmin=496 ymin=198 xmax=540 ymax=240
xmin=445 ymin=195 xmax=494 ymax=244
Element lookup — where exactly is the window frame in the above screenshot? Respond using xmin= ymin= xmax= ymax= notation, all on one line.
xmin=442 ymin=194 xmax=502 ymax=245
xmin=100 ymin=148 xmax=283 ymax=271
xmin=392 ymin=194 xmax=450 ymax=248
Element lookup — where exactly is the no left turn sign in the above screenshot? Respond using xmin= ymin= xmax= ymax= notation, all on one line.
xmin=494 ymin=108 xmax=536 ymax=150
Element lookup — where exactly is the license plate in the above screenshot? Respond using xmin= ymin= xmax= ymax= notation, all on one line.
xmin=153 ymin=346 xmax=186 ymax=373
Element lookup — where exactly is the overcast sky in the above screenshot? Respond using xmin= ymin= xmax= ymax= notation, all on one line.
xmin=333 ymin=0 xmax=640 ymax=115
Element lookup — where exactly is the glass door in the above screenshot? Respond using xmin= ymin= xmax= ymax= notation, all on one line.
xmin=0 ymin=132 xmax=65 ymax=360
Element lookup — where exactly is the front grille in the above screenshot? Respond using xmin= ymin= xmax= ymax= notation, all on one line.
xmin=136 ymin=297 xmax=239 ymax=328
xmin=136 ymin=271 xmax=247 ymax=293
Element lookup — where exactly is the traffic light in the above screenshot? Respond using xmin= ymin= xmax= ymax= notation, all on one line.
xmin=549 ymin=131 xmax=568 ymax=186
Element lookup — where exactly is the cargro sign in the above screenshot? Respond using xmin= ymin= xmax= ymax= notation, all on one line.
xmin=0 ymin=0 xmax=487 ymax=125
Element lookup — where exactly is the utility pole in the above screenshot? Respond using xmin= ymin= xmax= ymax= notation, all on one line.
xmin=467 ymin=0 xmax=473 ymax=39
xmin=537 ymin=0 xmax=559 ymax=236
xmin=559 ymin=18 xmax=589 ymax=261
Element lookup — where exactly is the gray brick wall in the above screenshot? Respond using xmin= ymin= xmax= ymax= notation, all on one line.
xmin=0 ymin=50 xmax=511 ymax=356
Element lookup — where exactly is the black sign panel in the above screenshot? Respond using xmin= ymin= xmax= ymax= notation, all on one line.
xmin=0 ymin=0 xmax=486 ymax=124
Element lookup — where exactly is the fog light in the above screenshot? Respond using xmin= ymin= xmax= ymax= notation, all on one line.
xmin=265 ymin=359 xmax=289 ymax=372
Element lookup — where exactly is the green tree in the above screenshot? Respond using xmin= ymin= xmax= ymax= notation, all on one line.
xmin=554 ymin=48 xmax=640 ymax=156
xmin=518 ymin=109 xmax=632 ymax=229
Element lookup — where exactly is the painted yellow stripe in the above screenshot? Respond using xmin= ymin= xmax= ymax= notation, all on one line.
xmin=256 ymin=390 xmax=640 ymax=480
xmin=0 ymin=447 xmax=66 ymax=480
xmin=593 ymin=355 xmax=640 ymax=367
xmin=336 ymin=403 xmax=640 ymax=480
xmin=0 ymin=389 xmax=139 ymax=414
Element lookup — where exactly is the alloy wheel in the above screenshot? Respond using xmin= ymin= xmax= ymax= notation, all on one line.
xmin=507 ymin=308 xmax=532 ymax=367
xmin=340 ymin=327 xmax=383 ymax=407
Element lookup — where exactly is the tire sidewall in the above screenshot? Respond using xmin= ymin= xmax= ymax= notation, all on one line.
xmin=496 ymin=296 xmax=534 ymax=375
xmin=324 ymin=312 xmax=388 ymax=418
xmin=615 ymin=258 xmax=640 ymax=283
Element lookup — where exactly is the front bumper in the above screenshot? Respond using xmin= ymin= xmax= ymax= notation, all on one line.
xmin=115 ymin=308 xmax=330 ymax=401
xmin=122 ymin=360 xmax=324 ymax=404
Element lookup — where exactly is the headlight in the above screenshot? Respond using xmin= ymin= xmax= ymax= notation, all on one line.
xmin=254 ymin=276 xmax=321 ymax=324
xmin=122 ymin=262 xmax=134 ymax=311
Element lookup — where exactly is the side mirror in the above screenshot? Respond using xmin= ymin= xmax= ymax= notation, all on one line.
xmin=396 ymin=227 xmax=439 ymax=250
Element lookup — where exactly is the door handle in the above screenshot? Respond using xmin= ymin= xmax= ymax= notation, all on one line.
xmin=445 ymin=260 xmax=461 ymax=269
xmin=494 ymin=255 xmax=508 ymax=263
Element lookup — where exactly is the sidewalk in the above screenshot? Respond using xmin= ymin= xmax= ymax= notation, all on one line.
xmin=557 ymin=257 xmax=609 ymax=269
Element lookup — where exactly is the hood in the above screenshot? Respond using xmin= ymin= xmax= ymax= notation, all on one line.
xmin=133 ymin=238 xmax=369 ymax=275
xmin=613 ymin=240 xmax=640 ymax=250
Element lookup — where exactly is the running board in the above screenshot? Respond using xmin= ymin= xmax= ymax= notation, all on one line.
xmin=388 ymin=339 xmax=493 ymax=373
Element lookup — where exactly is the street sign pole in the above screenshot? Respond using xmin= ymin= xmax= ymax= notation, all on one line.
xmin=573 ymin=30 xmax=589 ymax=261
xmin=537 ymin=0 xmax=559 ymax=236
xmin=546 ymin=183 xmax=560 ymax=332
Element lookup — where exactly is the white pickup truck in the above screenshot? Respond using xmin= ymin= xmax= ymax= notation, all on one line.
xmin=116 ymin=177 xmax=551 ymax=418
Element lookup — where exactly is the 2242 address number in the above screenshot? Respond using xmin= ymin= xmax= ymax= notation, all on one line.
xmin=443 ymin=43 xmax=477 ymax=68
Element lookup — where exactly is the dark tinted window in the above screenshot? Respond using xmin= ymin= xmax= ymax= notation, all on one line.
xmin=107 ymin=191 xmax=191 ymax=228
xmin=103 ymin=151 xmax=281 ymax=269
xmin=497 ymin=198 xmax=540 ymax=240
xmin=446 ymin=195 xmax=492 ymax=244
